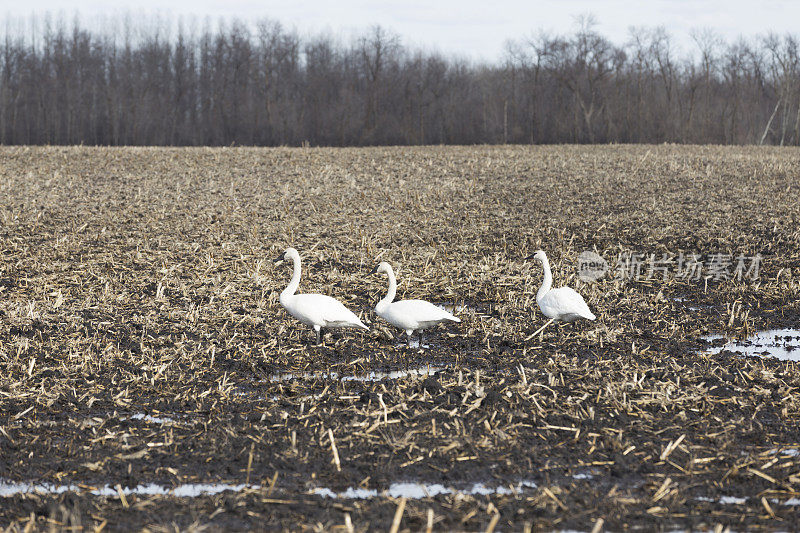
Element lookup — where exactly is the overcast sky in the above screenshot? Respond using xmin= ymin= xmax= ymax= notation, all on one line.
xmin=3 ymin=0 xmax=799 ymax=61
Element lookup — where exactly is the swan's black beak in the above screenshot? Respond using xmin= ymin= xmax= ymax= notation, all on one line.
xmin=525 ymin=254 xmax=536 ymax=261
xmin=370 ymin=265 xmax=379 ymax=275
xmin=273 ymin=254 xmax=285 ymax=264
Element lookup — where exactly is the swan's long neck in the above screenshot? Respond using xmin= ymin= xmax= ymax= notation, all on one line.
xmin=376 ymin=266 xmax=397 ymax=311
xmin=537 ymin=255 xmax=553 ymax=302
xmin=281 ymin=254 xmax=301 ymax=303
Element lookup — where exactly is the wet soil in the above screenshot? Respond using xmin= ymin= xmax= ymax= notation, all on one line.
xmin=1 ymin=145 xmax=799 ymax=531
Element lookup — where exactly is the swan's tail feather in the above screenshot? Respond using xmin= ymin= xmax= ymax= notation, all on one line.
xmin=437 ymin=307 xmax=461 ymax=323
xmin=352 ymin=314 xmax=369 ymax=330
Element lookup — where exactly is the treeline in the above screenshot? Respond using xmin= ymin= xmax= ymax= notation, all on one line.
xmin=1 ymin=15 xmax=799 ymax=146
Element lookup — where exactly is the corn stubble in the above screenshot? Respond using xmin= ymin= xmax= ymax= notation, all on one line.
xmin=0 ymin=145 xmax=799 ymax=531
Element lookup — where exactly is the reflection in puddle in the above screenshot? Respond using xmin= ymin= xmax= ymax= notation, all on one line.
xmin=0 ymin=480 xmax=255 ymax=498
xmin=703 ymin=329 xmax=800 ymax=361
xmin=401 ymin=338 xmax=430 ymax=349
xmin=312 ymin=480 xmax=537 ymax=500
xmin=269 ymin=366 xmax=442 ymax=383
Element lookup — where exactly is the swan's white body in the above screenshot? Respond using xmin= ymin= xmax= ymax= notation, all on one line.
xmin=530 ymin=250 xmax=595 ymax=328
xmin=276 ymin=248 xmax=368 ymax=344
xmin=373 ymin=262 xmax=460 ymax=346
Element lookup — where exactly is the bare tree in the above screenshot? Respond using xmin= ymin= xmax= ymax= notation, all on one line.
xmin=762 ymin=33 xmax=799 ymax=145
xmin=0 ymin=13 xmax=798 ymax=146
xmin=357 ymin=25 xmax=400 ymax=141
xmin=545 ymin=17 xmax=624 ymax=142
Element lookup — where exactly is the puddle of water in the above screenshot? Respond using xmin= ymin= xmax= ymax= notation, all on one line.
xmin=0 ymin=479 xmax=256 ymax=498
xmin=687 ymin=304 xmax=715 ymax=311
xmin=469 ymin=483 xmax=522 ymax=496
xmin=719 ymin=496 xmax=747 ymax=505
xmin=767 ymin=448 xmax=800 ymax=458
xmin=697 ymin=495 xmax=747 ymax=505
xmin=672 ymin=296 xmax=717 ymax=311
xmin=388 ymin=482 xmax=450 ymax=498
xmin=703 ymin=329 xmax=800 ymax=361
xmin=232 ymin=389 xmax=281 ymax=401
xmin=401 ymin=338 xmax=431 ymax=349
xmin=2 ymin=477 xmax=547 ymax=502
xmin=128 ymin=413 xmax=176 ymax=424
xmin=93 ymin=483 xmax=254 ymax=497
xmin=12 ymin=414 xmax=181 ymax=429
xmin=312 ymin=480 xmax=537 ymax=500
xmin=698 ymin=495 xmax=800 ymax=507
xmin=269 ymin=366 xmax=442 ymax=383
xmin=0 ymin=481 xmax=72 ymax=497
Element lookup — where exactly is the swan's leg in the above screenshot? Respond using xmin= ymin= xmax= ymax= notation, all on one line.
xmin=532 ymin=318 xmax=555 ymax=339
xmin=314 ymin=325 xmax=322 ymax=345
xmin=419 ymin=330 xmax=424 ymax=348
xmin=407 ymin=330 xmax=413 ymax=348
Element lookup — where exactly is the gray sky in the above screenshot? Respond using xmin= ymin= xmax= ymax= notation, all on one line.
xmin=4 ymin=0 xmax=799 ymax=61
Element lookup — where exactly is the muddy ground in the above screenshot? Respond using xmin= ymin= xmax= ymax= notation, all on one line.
xmin=0 ymin=145 xmax=799 ymax=531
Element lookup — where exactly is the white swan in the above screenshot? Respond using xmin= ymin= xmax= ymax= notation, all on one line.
xmin=372 ymin=261 xmax=460 ymax=347
xmin=274 ymin=248 xmax=368 ymax=344
xmin=527 ymin=250 xmax=596 ymax=336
